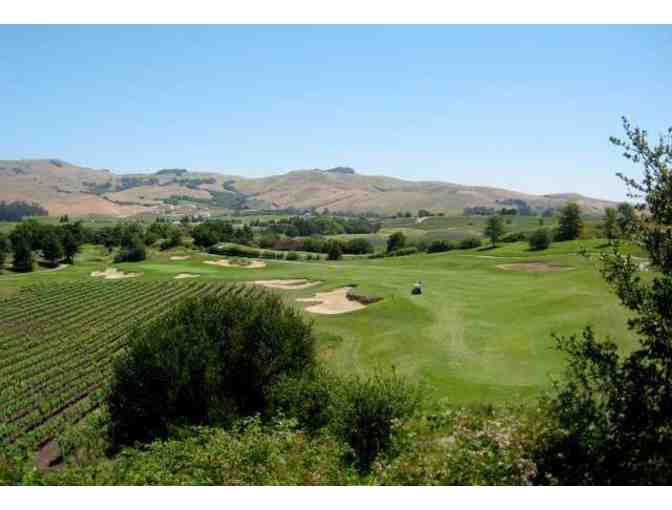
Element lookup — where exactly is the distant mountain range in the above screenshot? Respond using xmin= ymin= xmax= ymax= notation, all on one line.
xmin=0 ymin=159 xmax=617 ymax=217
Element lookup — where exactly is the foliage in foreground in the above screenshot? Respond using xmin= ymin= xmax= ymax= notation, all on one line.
xmin=532 ymin=118 xmax=672 ymax=484
xmin=1 ymin=405 xmax=539 ymax=485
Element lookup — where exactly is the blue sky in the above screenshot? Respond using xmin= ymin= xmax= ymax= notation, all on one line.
xmin=1 ymin=25 xmax=670 ymax=200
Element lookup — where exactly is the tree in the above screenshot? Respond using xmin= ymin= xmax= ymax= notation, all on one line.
xmin=115 ymin=235 xmax=146 ymax=263
xmin=603 ymin=207 xmax=618 ymax=240
xmin=533 ymin=118 xmax=672 ymax=484
xmin=11 ymin=235 xmax=33 ymax=272
xmin=616 ymin=202 xmax=637 ymax=239
xmin=326 ymin=241 xmax=343 ymax=261
xmin=0 ymin=233 xmax=8 ymax=272
xmin=41 ymin=232 xmax=64 ymax=266
xmin=556 ymin=202 xmax=583 ymax=241
xmin=62 ymin=230 xmax=80 ymax=264
xmin=528 ymin=229 xmax=552 ymax=251
xmin=387 ymin=231 xmax=406 ymax=253
xmin=484 ymin=216 xmax=505 ymax=247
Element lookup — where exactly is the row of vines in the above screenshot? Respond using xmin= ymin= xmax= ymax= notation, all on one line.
xmin=0 ymin=279 xmax=230 ymax=450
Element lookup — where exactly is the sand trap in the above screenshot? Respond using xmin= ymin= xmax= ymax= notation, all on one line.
xmin=204 ymin=259 xmax=267 ymax=269
xmin=254 ymin=279 xmax=321 ymax=290
xmin=91 ymin=268 xmax=142 ymax=280
xmin=496 ymin=262 xmax=573 ymax=273
xmin=297 ymin=287 xmax=367 ymax=315
xmin=174 ymin=273 xmax=200 ymax=279
xmin=170 ymin=255 xmax=191 ymax=261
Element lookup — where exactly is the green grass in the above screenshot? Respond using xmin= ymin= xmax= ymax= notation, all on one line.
xmin=0 ymin=239 xmax=640 ymax=410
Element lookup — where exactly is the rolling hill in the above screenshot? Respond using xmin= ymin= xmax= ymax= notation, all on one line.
xmin=0 ymin=159 xmax=616 ymax=217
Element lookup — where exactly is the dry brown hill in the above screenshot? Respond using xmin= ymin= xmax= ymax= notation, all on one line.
xmin=0 ymin=159 xmax=616 ymax=217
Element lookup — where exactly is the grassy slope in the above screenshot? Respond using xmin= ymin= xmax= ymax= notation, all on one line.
xmin=0 ymin=239 xmax=639 ymax=407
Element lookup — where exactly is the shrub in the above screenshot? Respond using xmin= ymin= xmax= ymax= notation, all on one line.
xmin=285 ymin=251 xmax=299 ymax=261
xmin=269 ymin=368 xmax=337 ymax=433
xmin=329 ymin=373 xmax=421 ymax=472
xmin=344 ymin=238 xmax=374 ymax=254
xmin=389 ymin=247 xmax=418 ymax=257
xmin=459 ymin=237 xmax=482 ymax=249
xmin=107 ymin=287 xmax=316 ymax=450
xmin=426 ymin=240 xmax=456 ymax=253
xmin=528 ymin=229 xmax=552 ymax=251
xmin=30 ymin=419 xmax=359 ymax=485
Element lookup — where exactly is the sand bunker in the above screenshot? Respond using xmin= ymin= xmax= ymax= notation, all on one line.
xmin=296 ymin=287 xmax=367 ymax=315
xmin=91 ymin=268 xmax=142 ymax=280
xmin=204 ymin=259 xmax=267 ymax=269
xmin=254 ymin=279 xmax=321 ymax=290
xmin=174 ymin=273 xmax=200 ymax=279
xmin=496 ymin=262 xmax=573 ymax=273
xmin=170 ymin=255 xmax=191 ymax=261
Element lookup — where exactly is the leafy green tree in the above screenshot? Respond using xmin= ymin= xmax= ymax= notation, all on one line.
xmin=616 ymin=202 xmax=637 ymax=239
xmin=11 ymin=235 xmax=33 ymax=272
xmin=603 ymin=207 xmax=618 ymax=240
xmin=41 ymin=232 xmax=64 ymax=266
xmin=386 ymin=231 xmax=406 ymax=253
xmin=107 ymin=287 xmax=315 ymax=450
xmin=556 ymin=202 xmax=583 ymax=241
xmin=62 ymin=230 xmax=80 ymax=264
xmin=533 ymin=118 xmax=672 ymax=484
xmin=326 ymin=240 xmax=343 ymax=260
xmin=528 ymin=229 xmax=552 ymax=251
xmin=0 ymin=233 xmax=8 ymax=272
xmin=114 ymin=235 xmax=146 ymax=263
xmin=484 ymin=216 xmax=505 ymax=246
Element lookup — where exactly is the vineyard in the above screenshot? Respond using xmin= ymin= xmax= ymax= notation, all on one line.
xmin=0 ymin=279 xmax=229 ymax=451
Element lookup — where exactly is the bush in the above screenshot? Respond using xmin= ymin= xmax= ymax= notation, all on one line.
xmin=344 ymin=238 xmax=374 ymax=254
xmin=269 ymin=368 xmax=337 ymax=433
xmin=107 ymin=287 xmax=316 ymax=450
xmin=528 ymin=229 xmax=552 ymax=251
xmin=30 ymin=419 xmax=359 ymax=485
xmin=459 ymin=237 xmax=482 ymax=249
xmin=329 ymin=373 xmax=421 ymax=472
xmin=285 ymin=251 xmax=299 ymax=261
xmin=389 ymin=247 xmax=418 ymax=257
xmin=426 ymin=240 xmax=456 ymax=253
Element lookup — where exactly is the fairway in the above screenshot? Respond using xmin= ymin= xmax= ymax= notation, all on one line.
xmin=0 ymin=238 xmax=638 ymax=450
